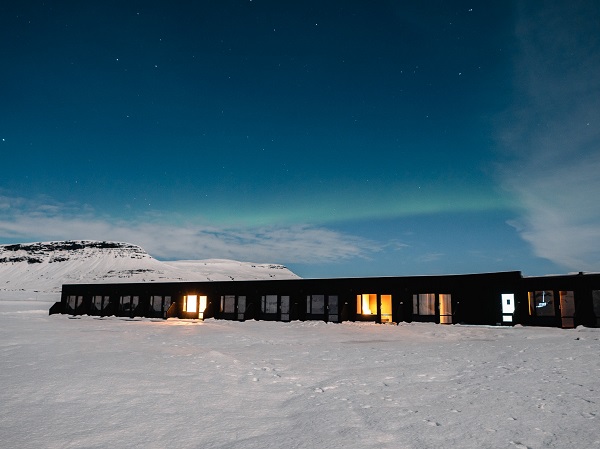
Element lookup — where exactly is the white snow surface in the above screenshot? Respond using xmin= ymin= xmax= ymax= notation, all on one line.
xmin=0 ymin=240 xmax=299 ymax=301
xmin=1 ymin=300 xmax=599 ymax=449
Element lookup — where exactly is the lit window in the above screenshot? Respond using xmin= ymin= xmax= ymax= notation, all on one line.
xmin=502 ymin=294 xmax=515 ymax=322
xmin=380 ymin=295 xmax=392 ymax=323
xmin=356 ymin=294 xmax=377 ymax=315
xmin=185 ymin=295 xmax=197 ymax=313
xmin=439 ymin=294 xmax=452 ymax=324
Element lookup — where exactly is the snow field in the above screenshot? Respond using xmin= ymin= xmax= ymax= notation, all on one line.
xmin=0 ymin=300 xmax=599 ymax=449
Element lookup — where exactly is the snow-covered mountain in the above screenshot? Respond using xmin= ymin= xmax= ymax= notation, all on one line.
xmin=0 ymin=240 xmax=299 ymax=300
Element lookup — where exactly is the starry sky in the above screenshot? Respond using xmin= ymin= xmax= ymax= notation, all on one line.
xmin=1 ymin=1 xmax=599 ymax=278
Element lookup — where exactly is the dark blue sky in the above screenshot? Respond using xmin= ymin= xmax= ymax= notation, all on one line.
xmin=1 ymin=1 xmax=599 ymax=277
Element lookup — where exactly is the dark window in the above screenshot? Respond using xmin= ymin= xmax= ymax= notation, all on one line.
xmin=119 ymin=296 xmax=131 ymax=312
xmin=328 ymin=295 xmax=338 ymax=314
xmin=413 ymin=294 xmax=435 ymax=315
xmin=150 ymin=296 xmax=171 ymax=313
xmin=67 ymin=295 xmax=82 ymax=311
xmin=262 ymin=295 xmax=278 ymax=314
xmin=93 ymin=295 xmax=109 ymax=311
xmin=237 ymin=296 xmax=246 ymax=320
xmin=528 ymin=291 xmax=555 ymax=317
xmin=281 ymin=296 xmax=290 ymax=321
xmin=222 ymin=295 xmax=235 ymax=314
xmin=312 ymin=295 xmax=325 ymax=314
xmin=593 ymin=291 xmax=600 ymax=316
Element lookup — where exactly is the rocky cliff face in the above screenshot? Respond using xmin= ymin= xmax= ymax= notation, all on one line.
xmin=0 ymin=241 xmax=150 ymax=264
xmin=0 ymin=240 xmax=299 ymax=300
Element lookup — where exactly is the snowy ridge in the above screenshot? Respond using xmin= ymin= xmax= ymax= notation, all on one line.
xmin=0 ymin=240 xmax=299 ymax=300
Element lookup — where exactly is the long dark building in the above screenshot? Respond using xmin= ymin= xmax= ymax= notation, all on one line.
xmin=51 ymin=271 xmax=600 ymax=328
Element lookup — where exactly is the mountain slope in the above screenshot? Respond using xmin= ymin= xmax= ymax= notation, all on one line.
xmin=0 ymin=240 xmax=299 ymax=300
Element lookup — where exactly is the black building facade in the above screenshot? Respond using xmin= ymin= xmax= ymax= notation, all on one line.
xmin=51 ymin=271 xmax=600 ymax=328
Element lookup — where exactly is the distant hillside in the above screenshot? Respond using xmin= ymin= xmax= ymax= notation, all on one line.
xmin=0 ymin=240 xmax=299 ymax=300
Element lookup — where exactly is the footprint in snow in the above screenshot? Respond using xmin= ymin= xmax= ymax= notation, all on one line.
xmin=510 ymin=442 xmax=530 ymax=449
xmin=423 ymin=419 xmax=441 ymax=427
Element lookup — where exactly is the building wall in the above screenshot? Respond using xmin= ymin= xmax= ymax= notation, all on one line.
xmin=54 ymin=271 xmax=600 ymax=328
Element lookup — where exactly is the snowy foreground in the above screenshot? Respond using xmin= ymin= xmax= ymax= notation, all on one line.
xmin=1 ymin=300 xmax=599 ymax=449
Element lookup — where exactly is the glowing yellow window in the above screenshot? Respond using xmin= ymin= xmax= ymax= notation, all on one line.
xmin=183 ymin=294 xmax=208 ymax=319
xmin=380 ymin=295 xmax=392 ymax=323
xmin=357 ymin=294 xmax=377 ymax=315
xmin=439 ymin=294 xmax=452 ymax=324
xmin=185 ymin=295 xmax=197 ymax=313
xmin=199 ymin=295 xmax=207 ymax=319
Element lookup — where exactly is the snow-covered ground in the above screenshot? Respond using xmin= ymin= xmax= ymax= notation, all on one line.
xmin=1 ymin=300 xmax=598 ymax=449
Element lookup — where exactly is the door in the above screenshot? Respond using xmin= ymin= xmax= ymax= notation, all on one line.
xmin=281 ymin=295 xmax=290 ymax=321
xmin=237 ymin=296 xmax=246 ymax=321
xmin=328 ymin=295 xmax=338 ymax=323
xmin=439 ymin=294 xmax=452 ymax=324
xmin=131 ymin=296 xmax=139 ymax=315
xmin=559 ymin=291 xmax=575 ymax=328
xmin=380 ymin=295 xmax=392 ymax=323
xmin=501 ymin=293 xmax=515 ymax=323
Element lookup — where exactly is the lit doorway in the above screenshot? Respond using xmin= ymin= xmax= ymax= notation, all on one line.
xmin=380 ymin=295 xmax=392 ymax=323
xmin=183 ymin=294 xmax=208 ymax=319
xmin=439 ymin=294 xmax=452 ymax=324
xmin=356 ymin=294 xmax=392 ymax=323
xmin=185 ymin=295 xmax=197 ymax=313
xmin=501 ymin=294 xmax=515 ymax=323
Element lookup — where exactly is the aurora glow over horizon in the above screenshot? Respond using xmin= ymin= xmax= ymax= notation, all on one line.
xmin=1 ymin=1 xmax=600 ymax=278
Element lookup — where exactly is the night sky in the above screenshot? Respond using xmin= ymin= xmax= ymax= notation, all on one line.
xmin=1 ymin=1 xmax=599 ymax=278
